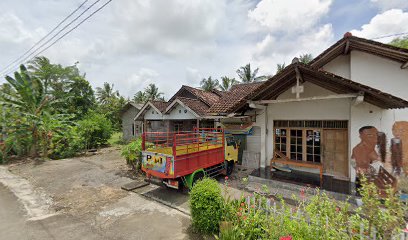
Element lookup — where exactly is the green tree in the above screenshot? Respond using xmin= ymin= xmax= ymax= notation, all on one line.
xmin=133 ymin=91 xmax=147 ymax=103
xmin=299 ymin=53 xmax=313 ymax=64
xmin=0 ymin=65 xmax=55 ymax=157
xmin=219 ymin=76 xmax=238 ymax=91
xmin=28 ymin=56 xmax=95 ymax=118
xmin=276 ymin=63 xmax=286 ymax=74
xmin=96 ymin=82 xmax=119 ymax=104
xmin=200 ymin=76 xmax=219 ymax=91
xmin=236 ymin=63 xmax=265 ymax=82
xmin=144 ymin=83 xmax=164 ymax=101
xmin=389 ymin=36 xmax=408 ymax=49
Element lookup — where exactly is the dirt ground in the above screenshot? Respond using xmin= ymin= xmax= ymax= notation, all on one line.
xmin=1 ymin=147 xmax=203 ymax=240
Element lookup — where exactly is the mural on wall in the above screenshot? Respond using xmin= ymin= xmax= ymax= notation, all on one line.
xmin=351 ymin=122 xmax=408 ymax=193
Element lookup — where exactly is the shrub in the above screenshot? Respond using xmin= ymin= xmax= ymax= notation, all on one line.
xmin=190 ymin=178 xmax=223 ymax=234
xmin=49 ymin=126 xmax=85 ymax=159
xmin=76 ymin=111 xmax=113 ymax=149
xmin=121 ymin=138 xmax=143 ymax=171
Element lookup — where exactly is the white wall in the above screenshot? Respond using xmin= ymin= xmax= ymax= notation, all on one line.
xmin=350 ymin=50 xmax=408 ymax=100
xmin=166 ymin=104 xmax=197 ymax=120
xmin=277 ymin=82 xmax=335 ymax=100
xmin=349 ymin=102 xmax=408 ymax=181
xmin=322 ymin=54 xmax=351 ymax=79
xmin=144 ymin=106 xmax=163 ymax=120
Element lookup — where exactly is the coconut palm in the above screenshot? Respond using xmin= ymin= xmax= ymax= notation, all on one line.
xmin=144 ymin=83 xmax=164 ymax=101
xmin=219 ymin=76 xmax=238 ymax=91
xmin=299 ymin=53 xmax=313 ymax=64
xmin=276 ymin=63 xmax=286 ymax=74
xmin=236 ymin=63 xmax=265 ymax=82
xmin=96 ymin=82 xmax=119 ymax=104
xmin=200 ymin=76 xmax=219 ymax=92
xmin=133 ymin=91 xmax=147 ymax=103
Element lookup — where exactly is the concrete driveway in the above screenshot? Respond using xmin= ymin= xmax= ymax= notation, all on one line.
xmin=0 ymin=148 xmax=201 ymax=240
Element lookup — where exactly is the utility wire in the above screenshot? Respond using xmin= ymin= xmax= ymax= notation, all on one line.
xmin=371 ymin=31 xmax=408 ymax=40
xmin=0 ymin=0 xmax=89 ymax=75
xmin=1 ymin=0 xmax=107 ymax=77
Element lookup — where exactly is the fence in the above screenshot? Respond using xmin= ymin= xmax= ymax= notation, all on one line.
xmin=243 ymin=195 xmax=407 ymax=240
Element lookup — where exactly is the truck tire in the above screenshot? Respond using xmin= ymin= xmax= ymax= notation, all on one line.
xmin=192 ymin=171 xmax=204 ymax=188
xmin=226 ymin=161 xmax=234 ymax=176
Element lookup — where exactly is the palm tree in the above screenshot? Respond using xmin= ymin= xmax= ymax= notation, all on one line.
xmin=144 ymin=83 xmax=164 ymax=101
xmin=236 ymin=63 xmax=265 ymax=82
xmin=133 ymin=91 xmax=147 ymax=103
xmin=0 ymin=65 xmax=54 ymax=157
xmin=276 ymin=63 xmax=286 ymax=74
xmin=96 ymin=82 xmax=119 ymax=104
xmin=299 ymin=53 xmax=313 ymax=64
xmin=219 ymin=76 xmax=238 ymax=91
xmin=200 ymin=76 xmax=219 ymax=92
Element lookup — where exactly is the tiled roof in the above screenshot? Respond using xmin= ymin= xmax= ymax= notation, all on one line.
xmin=310 ymin=34 xmax=408 ymax=69
xmin=176 ymin=97 xmax=210 ymax=116
xmin=207 ymin=82 xmax=264 ymax=115
xmin=150 ymin=101 xmax=169 ymax=112
xmin=170 ymin=85 xmax=222 ymax=106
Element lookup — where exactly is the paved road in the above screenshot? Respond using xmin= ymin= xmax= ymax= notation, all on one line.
xmin=0 ymin=183 xmax=29 ymax=240
xmin=0 ymin=183 xmax=107 ymax=240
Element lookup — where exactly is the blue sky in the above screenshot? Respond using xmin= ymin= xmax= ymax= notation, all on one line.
xmin=0 ymin=0 xmax=407 ymax=99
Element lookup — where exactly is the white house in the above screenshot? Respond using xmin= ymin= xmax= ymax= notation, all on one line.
xmin=211 ymin=33 xmax=408 ymax=184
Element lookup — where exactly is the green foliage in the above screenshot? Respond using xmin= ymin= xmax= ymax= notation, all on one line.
xmin=133 ymin=83 xmax=164 ymax=104
xmin=49 ymin=125 xmax=84 ymax=159
xmin=200 ymin=76 xmax=219 ymax=92
xmin=190 ymin=178 xmax=223 ymax=234
xmin=108 ymin=132 xmax=124 ymax=146
xmin=217 ymin=180 xmax=406 ymax=240
xmin=219 ymin=76 xmax=238 ymax=91
xmin=298 ymin=53 xmax=313 ymax=64
xmin=121 ymin=138 xmax=143 ymax=170
xmin=76 ymin=111 xmax=113 ymax=149
xmin=389 ymin=36 xmax=408 ymax=49
xmin=236 ymin=63 xmax=265 ymax=83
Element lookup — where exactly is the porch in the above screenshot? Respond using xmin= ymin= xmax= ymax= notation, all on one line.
xmin=249 ymin=166 xmax=357 ymax=200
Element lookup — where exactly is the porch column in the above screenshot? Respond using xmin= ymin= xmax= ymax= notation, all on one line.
xmin=196 ymin=119 xmax=200 ymax=130
xmin=260 ymin=107 xmax=268 ymax=168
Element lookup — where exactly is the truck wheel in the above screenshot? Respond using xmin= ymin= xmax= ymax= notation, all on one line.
xmin=226 ymin=161 xmax=234 ymax=176
xmin=192 ymin=171 xmax=204 ymax=188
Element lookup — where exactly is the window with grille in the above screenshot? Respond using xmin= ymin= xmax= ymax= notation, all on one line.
xmin=274 ymin=120 xmax=347 ymax=129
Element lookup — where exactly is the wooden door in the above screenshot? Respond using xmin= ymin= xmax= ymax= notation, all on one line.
xmin=323 ymin=130 xmax=348 ymax=179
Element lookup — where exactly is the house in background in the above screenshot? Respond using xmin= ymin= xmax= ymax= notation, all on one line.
xmin=134 ymin=85 xmax=223 ymax=133
xmin=235 ymin=33 xmax=408 ymax=187
xmin=120 ymin=102 xmax=143 ymax=142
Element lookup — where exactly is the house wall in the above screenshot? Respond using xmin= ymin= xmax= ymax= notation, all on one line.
xmin=322 ymin=54 xmax=351 ymax=79
xmin=277 ymin=81 xmax=336 ymax=100
xmin=350 ymin=50 xmax=408 ymax=100
xmin=166 ymin=104 xmax=197 ymax=120
xmin=121 ymin=107 xmax=141 ymax=142
xmin=144 ymin=106 xmax=163 ymax=120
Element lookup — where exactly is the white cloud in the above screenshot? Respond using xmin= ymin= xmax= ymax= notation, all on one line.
xmin=122 ymin=68 xmax=160 ymax=98
xmin=248 ymin=0 xmax=332 ymax=33
xmin=351 ymin=9 xmax=408 ymax=42
xmin=248 ymin=0 xmax=334 ymax=75
xmin=370 ymin=0 xmax=408 ymax=11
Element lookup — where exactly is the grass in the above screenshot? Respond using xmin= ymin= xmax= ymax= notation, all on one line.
xmin=108 ymin=132 xmax=124 ymax=146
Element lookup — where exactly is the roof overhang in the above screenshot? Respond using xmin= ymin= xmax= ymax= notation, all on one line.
xmin=310 ymin=35 xmax=408 ymax=69
xmin=164 ymin=99 xmax=201 ymax=118
xmin=251 ymin=63 xmax=408 ymax=109
xmin=134 ymin=101 xmax=163 ymax=121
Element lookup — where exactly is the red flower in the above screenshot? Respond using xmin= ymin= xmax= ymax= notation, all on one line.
xmin=237 ymin=212 xmax=242 ymax=217
xmin=280 ymin=236 xmax=292 ymax=240
xmin=242 ymin=216 xmax=247 ymax=220
xmin=336 ymin=207 xmax=340 ymax=212
xmin=251 ymin=205 xmax=255 ymax=208
xmin=240 ymin=202 xmax=245 ymax=207
xmin=225 ymin=176 xmax=229 ymax=180
xmin=239 ymin=207 xmax=243 ymax=212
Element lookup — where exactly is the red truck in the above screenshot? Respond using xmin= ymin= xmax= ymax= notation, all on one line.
xmin=141 ymin=128 xmax=238 ymax=190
